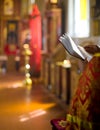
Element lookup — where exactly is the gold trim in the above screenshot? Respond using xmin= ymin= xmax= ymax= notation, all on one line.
xmin=1 ymin=16 xmax=21 ymax=20
xmin=67 ymin=114 xmax=92 ymax=130
xmin=94 ymin=53 xmax=100 ymax=57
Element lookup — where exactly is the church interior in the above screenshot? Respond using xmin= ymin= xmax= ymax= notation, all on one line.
xmin=0 ymin=0 xmax=100 ymax=130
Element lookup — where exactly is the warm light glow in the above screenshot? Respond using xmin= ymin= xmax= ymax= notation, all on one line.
xmin=19 ymin=109 xmax=46 ymax=122
xmin=19 ymin=116 xmax=29 ymax=122
xmin=63 ymin=60 xmax=71 ymax=68
xmin=74 ymin=0 xmax=89 ymax=37
xmin=7 ymin=82 xmax=23 ymax=89
xmin=50 ymin=0 xmax=58 ymax=4
xmin=23 ymin=44 xmax=29 ymax=49
xmin=26 ymin=73 xmax=30 ymax=77
xmin=11 ymin=83 xmax=23 ymax=88
xmin=25 ymin=77 xmax=32 ymax=86
xmin=25 ymin=64 xmax=30 ymax=69
xmin=80 ymin=0 xmax=87 ymax=20
xmin=31 ymin=0 xmax=35 ymax=4
xmin=0 ymin=98 xmax=56 ymax=122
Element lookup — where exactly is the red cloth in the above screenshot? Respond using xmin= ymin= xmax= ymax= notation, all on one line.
xmin=51 ymin=119 xmax=66 ymax=130
xmin=4 ymin=44 xmax=19 ymax=55
xmin=29 ymin=4 xmax=42 ymax=74
xmin=66 ymin=55 xmax=100 ymax=130
xmin=51 ymin=55 xmax=100 ymax=130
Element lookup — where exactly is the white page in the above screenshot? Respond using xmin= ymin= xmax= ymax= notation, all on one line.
xmin=59 ymin=34 xmax=85 ymax=60
xmin=78 ymin=45 xmax=93 ymax=62
xmin=65 ymin=34 xmax=85 ymax=60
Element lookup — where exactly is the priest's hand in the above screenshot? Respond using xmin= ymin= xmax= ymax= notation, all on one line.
xmin=84 ymin=45 xmax=100 ymax=55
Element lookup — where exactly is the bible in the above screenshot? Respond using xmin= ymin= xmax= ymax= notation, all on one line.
xmin=59 ymin=34 xmax=92 ymax=61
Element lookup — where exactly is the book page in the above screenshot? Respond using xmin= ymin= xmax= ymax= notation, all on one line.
xmin=59 ymin=34 xmax=85 ymax=60
xmin=78 ymin=45 xmax=93 ymax=62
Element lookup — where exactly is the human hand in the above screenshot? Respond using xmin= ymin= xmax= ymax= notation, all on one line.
xmin=84 ymin=45 xmax=100 ymax=55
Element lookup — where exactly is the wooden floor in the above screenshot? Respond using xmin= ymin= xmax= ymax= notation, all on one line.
xmin=0 ymin=72 xmax=68 ymax=130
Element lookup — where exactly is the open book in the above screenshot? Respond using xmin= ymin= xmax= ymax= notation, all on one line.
xmin=59 ymin=34 xmax=93 ymax=61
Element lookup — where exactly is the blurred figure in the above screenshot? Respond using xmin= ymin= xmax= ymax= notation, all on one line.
xmin=51 ymin=44 xmax=100 ymax=130
xmin=15 ymin=46 xmax=20 ymax=71
xmin=65 ymin=44 xmax=100 ymax=130
xmin=1 ymin=60 xmax=7 ymax=74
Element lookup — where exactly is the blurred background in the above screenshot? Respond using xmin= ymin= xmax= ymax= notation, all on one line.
xmin=0 ymin=0 xmax=100 ymax=130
